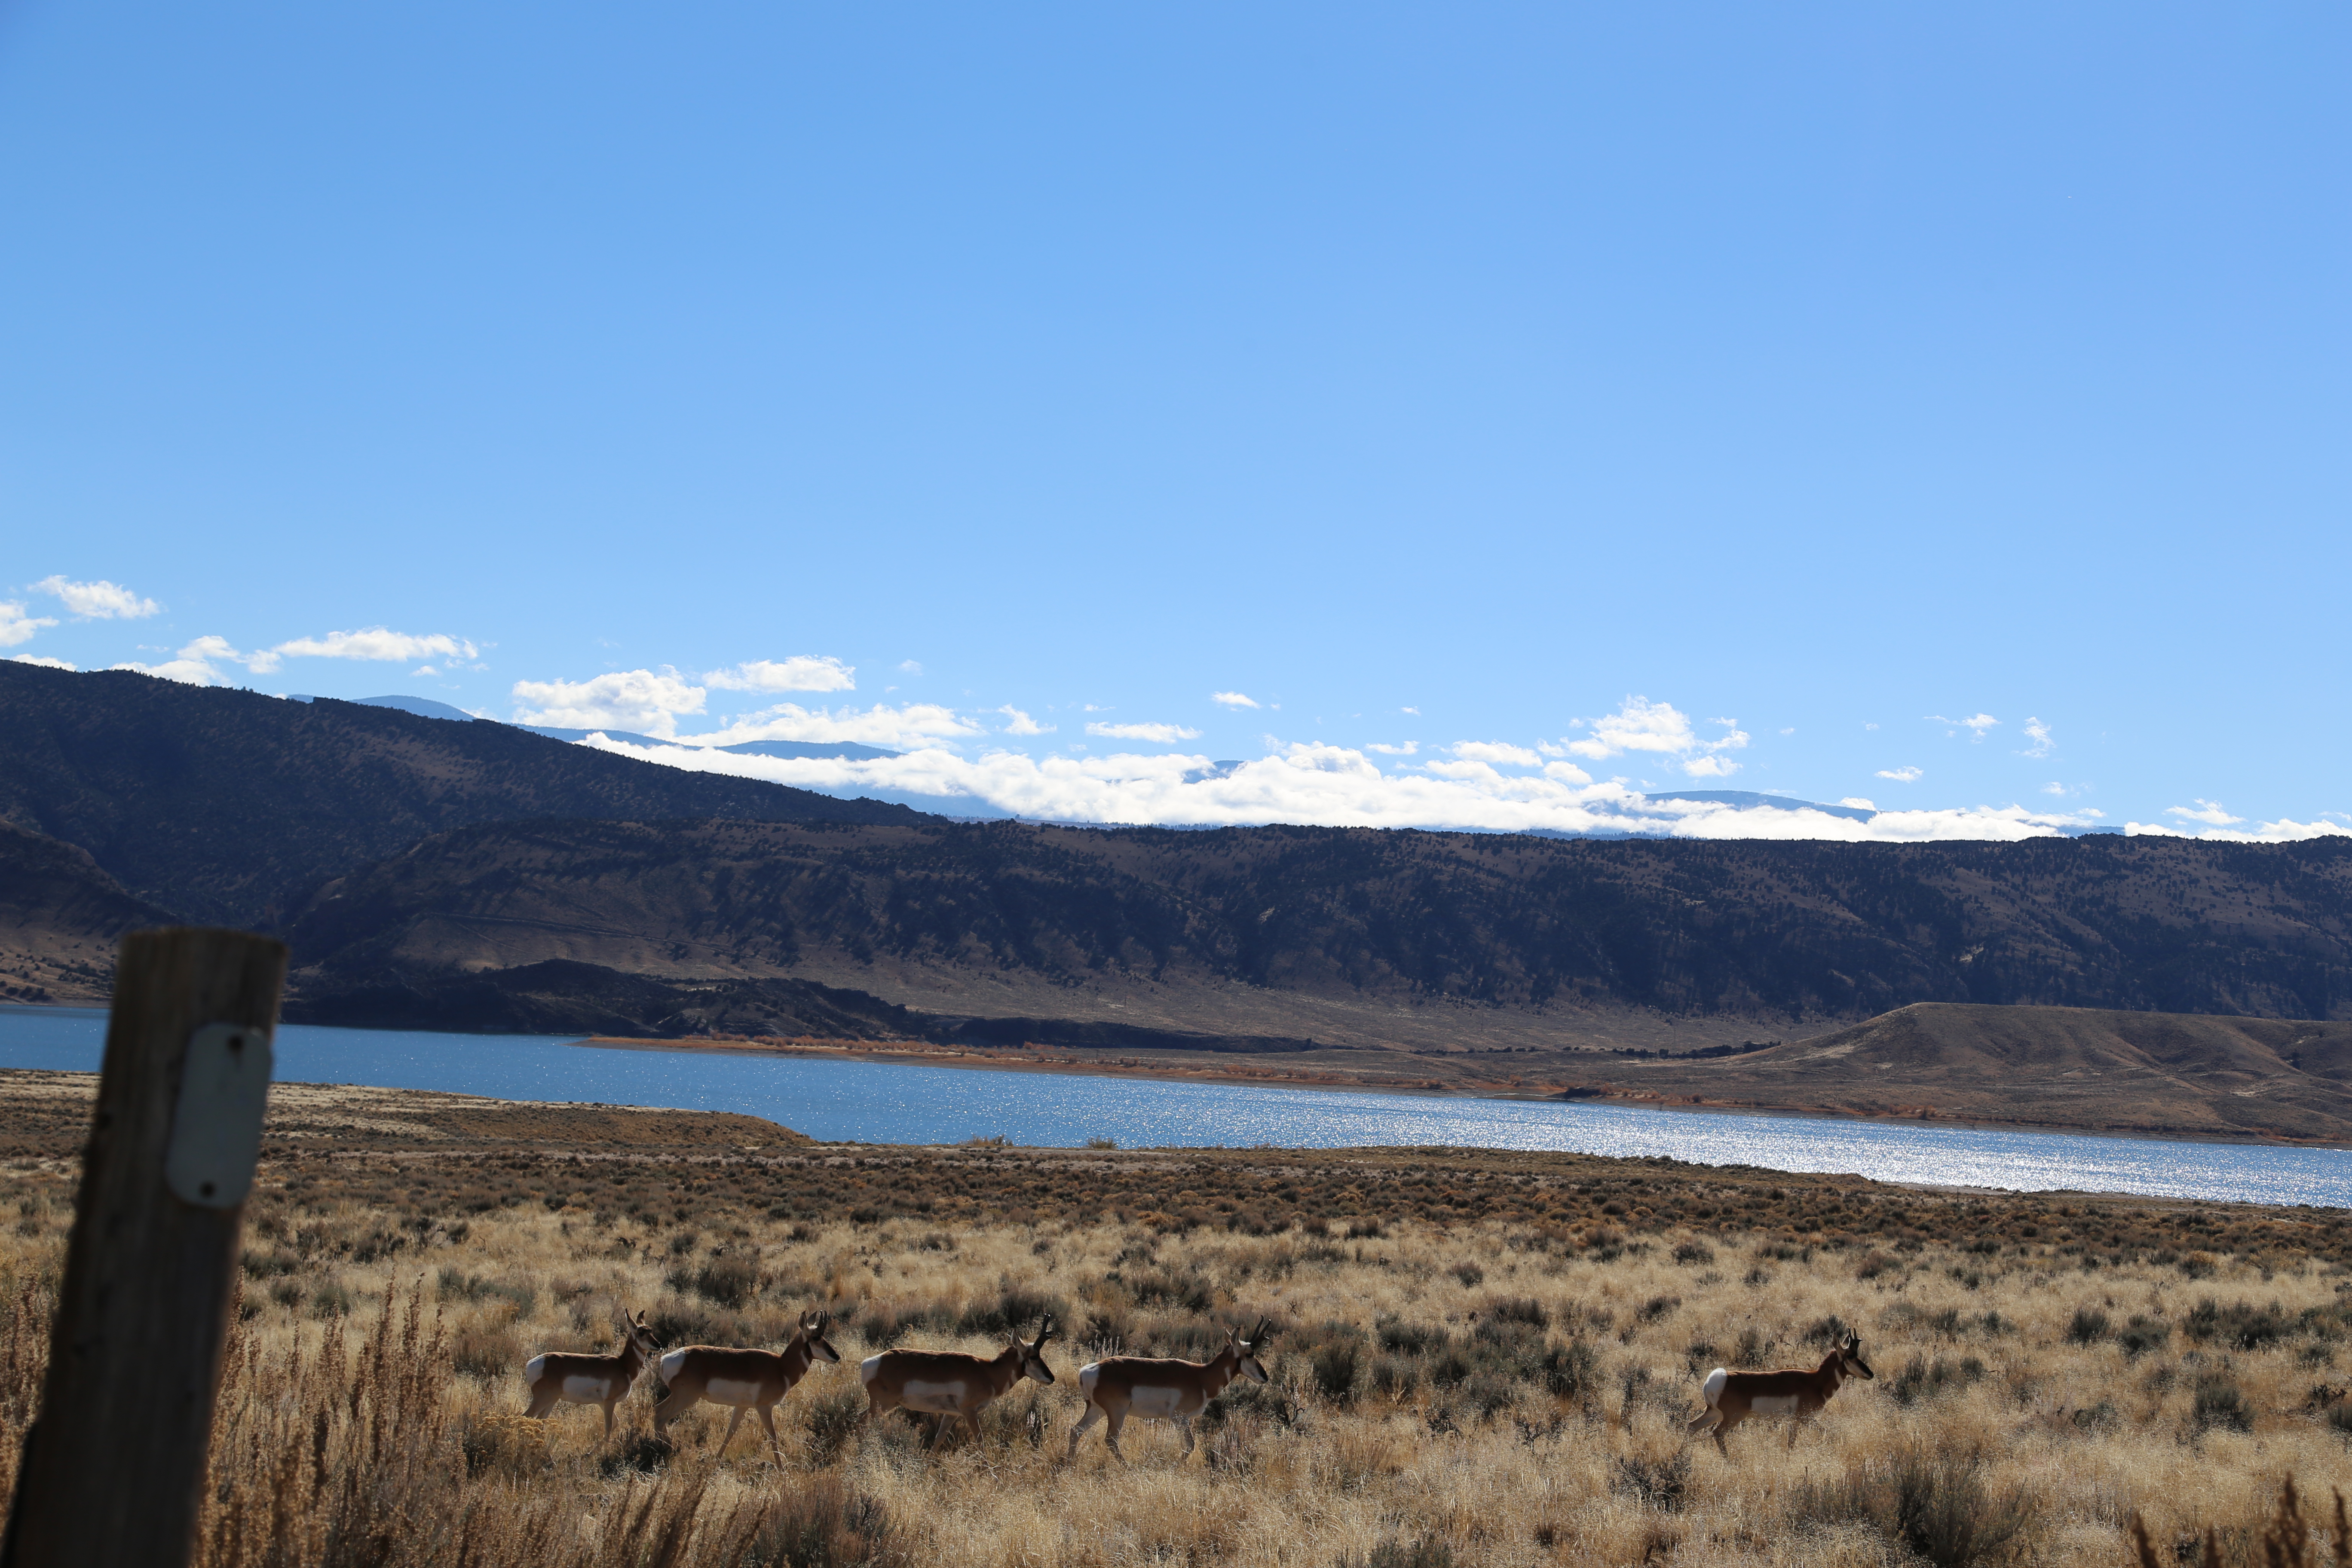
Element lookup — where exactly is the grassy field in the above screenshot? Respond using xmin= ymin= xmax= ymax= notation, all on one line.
xmin=1 ymin=1072 xmax=2349 ymax=1565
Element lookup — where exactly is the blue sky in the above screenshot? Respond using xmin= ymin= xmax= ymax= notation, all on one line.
xmin=4 ymin=3 xmax=2346 ymax=837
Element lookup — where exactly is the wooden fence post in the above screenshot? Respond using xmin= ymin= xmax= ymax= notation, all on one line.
xmin=0 ymin=928 xmax=287 ymax=1568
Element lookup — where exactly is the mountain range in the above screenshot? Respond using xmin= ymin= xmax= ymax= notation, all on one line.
xmin=3 ymin=663 xmax=2348 ymax=1088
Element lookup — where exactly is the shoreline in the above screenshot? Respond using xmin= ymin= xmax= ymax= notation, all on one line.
xmin=570 ymin=1033 xmax=2352 ymax=1152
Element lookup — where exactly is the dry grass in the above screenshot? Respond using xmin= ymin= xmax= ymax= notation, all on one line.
xmin=3 ymin=1105 xmax=2351 ymax=1564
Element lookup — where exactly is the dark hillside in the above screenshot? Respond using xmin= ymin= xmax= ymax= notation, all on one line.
xmin=0 ymin=819 xmax=181 ymax=1003
xmin=0 ymin=663 xmax=922 ymax=925
xmin=284 ymin=818 xmax=2352 ymax=1035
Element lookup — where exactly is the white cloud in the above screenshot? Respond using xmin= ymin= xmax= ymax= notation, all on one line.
xmin=1365 ymin=741 xmax=1418 ymax=756
xmin=1401 ymin=707 xmax=1420 ymax=716
xmin=2019 ymin=717 xmax=2055 ymax=759
xmin=8 ymin=654 xmax=75 ymax=670
xmin=899 ymin=660 xmax=923 ymax=676
xmin=2165 ymin=799 xmax=2243 ymax=827
xmin=679 ymin=701 xmax=984 ymax=751
xmin=264 ymin=628 xmax=480 ymax=671
xmin=1211 ymin=691 xmax=1260 ymax=709
xmin=1452 ymin=741 xmax=1541 ymax=766
xmin=703 ymin=656 xmax=856 ymax=694
xmin=0 ymin=602 xmax=58 ymax=648
xmin=1559 ymin=696 xmax=1749 ymax=778
xmin=1931 ymin=712 xmax=2000 ymax=741
xmin=33 ymin=576 xmax=159 ymax=619
xmin=511 ymin=669 xmax=707 ymax=737
xmin=1840 ymin=798 xmax=1876 ymax=811
xmin=1085 ymin=721 xmax=1203 ymax=743
xmin=997 ymin=705 xmax=1053 ymax=735
xmin=571 ymin=733 xmax=2119 ymax=843
xmin=1877 ymin=766 xmax=1924 ymax=783
xmin=113 ymin=634 xmax=262 ymax=686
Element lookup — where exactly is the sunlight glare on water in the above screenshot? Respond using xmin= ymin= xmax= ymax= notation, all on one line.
xmin=3 ymin=1008 xmax=2344 ymax=1208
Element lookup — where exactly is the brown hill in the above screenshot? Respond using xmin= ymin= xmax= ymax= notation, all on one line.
xmin=281 ymin=815 xmax=2352 ymax=1049
xmin=1581 ymin=1002 xmax=2352 ymax=1141
xmin=0 ymin=819 xmax=179 ymax=1004
xmin=0 ymin=662 xmax=921 ymax=926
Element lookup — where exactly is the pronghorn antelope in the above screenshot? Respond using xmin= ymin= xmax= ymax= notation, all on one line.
xmin=1067 ymin=1319 xmax=1273 ymax=1462
xmin=1687 ymin=1330 xmax=1875 ymax=1453
xmin=652 ymin=1310 xmax=842 ymax=1458
xmin=858 ymin=1314 xmax=1057 ymax=1450
xmin=522 ymin=1307 xmax=663 ymax=1436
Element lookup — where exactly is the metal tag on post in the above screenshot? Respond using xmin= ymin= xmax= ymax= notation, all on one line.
xmin=163 ymin=1023 xmax=274 ymax=1208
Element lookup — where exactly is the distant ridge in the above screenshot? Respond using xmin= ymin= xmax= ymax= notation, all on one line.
xmin=1586 ymin=1001 xmax=2352 ymax=1141
xmin=0 ymin=662 xmax=926 ymax=925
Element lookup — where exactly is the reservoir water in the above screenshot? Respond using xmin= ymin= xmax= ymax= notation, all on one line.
xmin=3 ymin=1006 xmax=2344 ymax=1209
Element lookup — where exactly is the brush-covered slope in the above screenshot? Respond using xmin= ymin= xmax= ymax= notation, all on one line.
xmin=1589 ymin=1001 xmax=2352 ymax=1140
xmin=282 ymin=817 xmax=2352 ymax=1044
xmin=0 ymin=819 xmax=181 ymax=1003
xmin=0 ymin=662 xmax=924 ymax=925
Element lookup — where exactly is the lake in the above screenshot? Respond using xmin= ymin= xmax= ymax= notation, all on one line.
xmin=3 ymin=1006 xmax=2344 ymax=1208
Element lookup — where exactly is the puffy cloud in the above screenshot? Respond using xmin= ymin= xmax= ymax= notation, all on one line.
xmin=997 ymin=705 xmax=1053 ymax=735
xmin=268 ymin=628 xmax=479 ymax=668
xmin=2020 ymin=717 xmax=2055 ymax=759
xmin=1840 ymin=798 xmax=1876 ymax=811
xmin=1876 ymin=766 xmax=1924 ymax=783
xmin=113 ymin=635 xmax=261 ymax=686
xmin=0 ymin=602 xmax=58 ymax=648
xmin=1452 ymin=741 xmax=1541 ymax=766
xmin=8 ymin=654 xmax=75 ymax=670
xmin=1560 ymin=697 xmax=1748 ymax=777
xmin=703 ymin=656 xmax=856 ymax=693
xmin=1211 ymin=691 xmax=1261 ymax=709
xmin=1364 ymin=741 xmax=1418 ymax=756
xmin=33 ymin=576 xmax=159 ymax=619
xmin=680 ymin=701 xmax=984 ymax=750
xmin=511 ymin=669 xmax=707 ymax=737
xmin=1932 ymin=713 xmax=2000 ymax=741
xmin=1085 ymin=721 xmax=1203 ymax=743
xmin=2165 ymin=799 xmax=2243 ymax=827
xmin=573 ymin=733 xmax=2113 ymax=843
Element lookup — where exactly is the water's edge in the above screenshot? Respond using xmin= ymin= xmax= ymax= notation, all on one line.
xmin=2 ymin=1006 xmax=2344 ymax=1208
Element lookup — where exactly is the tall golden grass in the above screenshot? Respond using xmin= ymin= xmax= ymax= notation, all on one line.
xmin=3 ymin=1147 xmax=2349 ymax=1565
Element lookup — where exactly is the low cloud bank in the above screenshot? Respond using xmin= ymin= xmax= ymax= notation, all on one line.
xmin=560 ymin=732 xmax=2337 ymax=843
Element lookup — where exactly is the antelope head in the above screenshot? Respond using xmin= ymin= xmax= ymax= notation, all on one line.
xmin=1017 ymin=1314 xmax=1057 ymax=1384
xmin=1232 ymin=1318 xmax=1274 ymax=1384
xmin=616 ymin=1307 xmax=660 ymax=1359
xmin=1837 ymin=1332 xmax=1875 ymax=1381
xmin=800 ymin=1310 xmax=842 ymax=1363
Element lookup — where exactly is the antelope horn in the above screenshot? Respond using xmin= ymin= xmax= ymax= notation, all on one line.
xmin=1035 ymin=1314 xmax=1056 ymax=1344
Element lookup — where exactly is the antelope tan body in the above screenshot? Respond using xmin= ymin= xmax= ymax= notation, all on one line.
xmin=523 ymin=1308 xmax=661 ymax=1437
xmin=654 ymin=1310 xmax=840 ymax=1459
xmin=859 ymin=1314 xmax=1056 ymax=1451
xmin=1069 ymin=1319 xmax=1272 ymax=1462
xmin=1687 ymin=1331 xmax=1874 ymax=1454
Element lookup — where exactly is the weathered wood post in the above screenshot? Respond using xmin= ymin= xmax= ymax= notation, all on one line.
xmin=0 ymin=928 xmax=286 ymax=1568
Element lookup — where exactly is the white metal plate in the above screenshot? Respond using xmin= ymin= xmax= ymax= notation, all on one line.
xmin=164 ymin=1022 xmax=274 ymax=1208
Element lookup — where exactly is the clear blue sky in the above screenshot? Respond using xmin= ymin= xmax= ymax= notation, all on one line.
xmin=4 ymin=3 xmax=2345 ymax=836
